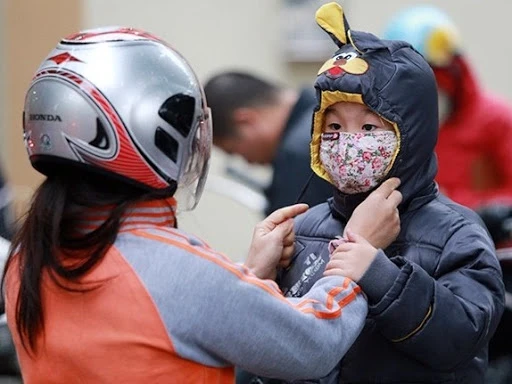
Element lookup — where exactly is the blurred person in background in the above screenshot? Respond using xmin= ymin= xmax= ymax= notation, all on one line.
xmin=1 ymin=26 xmax=406 ymax=384
xmin=384 ymin=6 xmax=512 ymax=383
xmin=204 ymin=71 xmax=333 ymax=216
xmin=383 ymin=5 xmax=512 ymax=209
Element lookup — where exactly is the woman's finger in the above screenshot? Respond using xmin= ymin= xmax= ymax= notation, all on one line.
xmin=279 ymin=245 xmax=295 ymax=268
xmin=263 ymin=204 xmax=309 ymax=229
xmin=282 ymin=230 xmax=295 ymax=247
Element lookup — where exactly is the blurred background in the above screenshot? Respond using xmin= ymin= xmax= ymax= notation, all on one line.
xmin=1 ymin=0 xmax=511 ymax=262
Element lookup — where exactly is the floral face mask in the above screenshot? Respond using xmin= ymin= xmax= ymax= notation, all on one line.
xmin=320 ymin=131 xmax=398 ymax=194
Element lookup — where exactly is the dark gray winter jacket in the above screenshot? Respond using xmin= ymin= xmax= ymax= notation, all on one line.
xmin=240 ymin=180 xmax=504 ymax=384
xmin=277 ymin=184 xmax=505 ymax=383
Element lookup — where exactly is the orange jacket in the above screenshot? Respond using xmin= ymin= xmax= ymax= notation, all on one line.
xmin=5 ymin=199 xmax=367 ymax=383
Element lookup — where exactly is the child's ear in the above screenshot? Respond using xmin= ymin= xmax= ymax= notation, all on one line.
xmin=315 ymin=2 xmax=351 ymax=48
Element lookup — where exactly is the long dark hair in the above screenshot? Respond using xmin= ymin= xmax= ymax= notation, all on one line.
xmin=0 ymin=170 xmax=173 ymax=353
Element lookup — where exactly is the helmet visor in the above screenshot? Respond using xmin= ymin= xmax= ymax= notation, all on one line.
xmin=175 ymin=107 xmax=212 ymax=211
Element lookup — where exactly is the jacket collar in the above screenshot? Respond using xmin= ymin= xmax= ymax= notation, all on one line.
xmin=77 ymin=197 xmax=177 ymax=234
xmin=330 ymin=181 xmax=439 ymax=220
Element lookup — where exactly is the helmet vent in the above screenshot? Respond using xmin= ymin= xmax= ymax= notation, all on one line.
xmin=89 ymin=118 xmax=110 ymax=149
xmin=158 ymin=94 xmax=195 ymax=137
xmin=155 ymin=127 xmax=179 ymax=163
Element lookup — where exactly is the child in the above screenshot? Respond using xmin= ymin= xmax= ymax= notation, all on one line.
xmin=239 ymin=3 xmax=504 ymax=383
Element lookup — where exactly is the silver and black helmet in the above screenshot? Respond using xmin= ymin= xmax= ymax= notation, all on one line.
xmin=23 ymin=26 xmax=211 ymax=209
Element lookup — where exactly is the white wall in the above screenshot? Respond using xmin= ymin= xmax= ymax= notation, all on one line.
xmin=347 ymin=0 xmax=512 ymax=102
xmin=84 ymin=0 xmax=512 ymax=127
xmin=84 ymin=0 xmax=287 ymax=85
xmin=84 ymin=0 xmax=512 ymax=260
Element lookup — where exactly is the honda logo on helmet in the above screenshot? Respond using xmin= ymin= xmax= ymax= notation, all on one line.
xmin=29 ymin=114 xmax=62 ymax=122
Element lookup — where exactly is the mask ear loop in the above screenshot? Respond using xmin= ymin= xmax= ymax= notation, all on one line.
xmin=294 ymin=172 xmax=316 ymax=204
xmin=296 ymin=122 xmax=332 ymax=204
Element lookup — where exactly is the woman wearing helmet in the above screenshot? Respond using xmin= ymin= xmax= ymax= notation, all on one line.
xmin=0 ymin=27 xmax=402 ymax=383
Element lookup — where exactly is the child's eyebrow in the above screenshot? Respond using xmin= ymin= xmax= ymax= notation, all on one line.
xmin=325 ymin=106 xmax=336 ymax=114
xmin=363 ymin=109 xmax=384 ymax=122
xmin=363 ymin=107 xmax=377 ymax=116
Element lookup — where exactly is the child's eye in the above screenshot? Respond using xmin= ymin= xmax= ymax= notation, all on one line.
xmin=362 ymin=124 xmax=377 ymax=132
xmin=327 ymin=123 xmax=342 ymax=131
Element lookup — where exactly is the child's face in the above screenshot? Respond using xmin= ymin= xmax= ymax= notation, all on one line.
xmin=319 ymin=101 xmax=398 ymax=194
xmin=323 ymin=102 xmax=394 ymax=134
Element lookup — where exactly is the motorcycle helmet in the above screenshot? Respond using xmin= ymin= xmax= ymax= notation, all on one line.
xmin=23 ymin=26 xmax=211 ymax=210
xmin=382 ymin=5 xmax=460 ymax=67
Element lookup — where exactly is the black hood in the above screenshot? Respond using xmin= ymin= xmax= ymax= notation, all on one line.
xmin=310 ymin=3 xmax=439 ymax=219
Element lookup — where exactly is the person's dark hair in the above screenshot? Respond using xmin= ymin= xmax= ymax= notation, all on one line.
xmin=0 ymin=170 xmax=173 ymax=353
xmin=203 ymin=71 xmax=281 ymax=140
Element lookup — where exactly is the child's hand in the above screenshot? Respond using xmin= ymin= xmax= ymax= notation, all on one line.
xmin=345 ymin=177 xmax=402 ymax=249
xmin=324 ymin=229 xmax=378 ymax=282
xmin=245 ymin=203 xmax=309 ymax=280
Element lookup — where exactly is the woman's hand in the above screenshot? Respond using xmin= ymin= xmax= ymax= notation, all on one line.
xmin=245 ymin=203 xmax=309 ymax=280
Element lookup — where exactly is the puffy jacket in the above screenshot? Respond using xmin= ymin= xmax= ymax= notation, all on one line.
xmin=241 ymin=186 xmax=504 ymax=383
xmin=5 ymin=199 xmax=367 ymax=384
xmin=278 ymin=189 xmax=504 ymax=383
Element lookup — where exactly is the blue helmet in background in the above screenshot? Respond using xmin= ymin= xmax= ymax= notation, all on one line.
xmin=382 ymin=5 xmax=460 ymax=67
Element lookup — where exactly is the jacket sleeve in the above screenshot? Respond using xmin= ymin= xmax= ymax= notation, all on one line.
xmin=142 ymin=241 xmax=368 ymax=382
xmin=204 ymin=272 xmax=367 ymax=381
xmin=357 ymin=222 xmax=505 ymax=371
